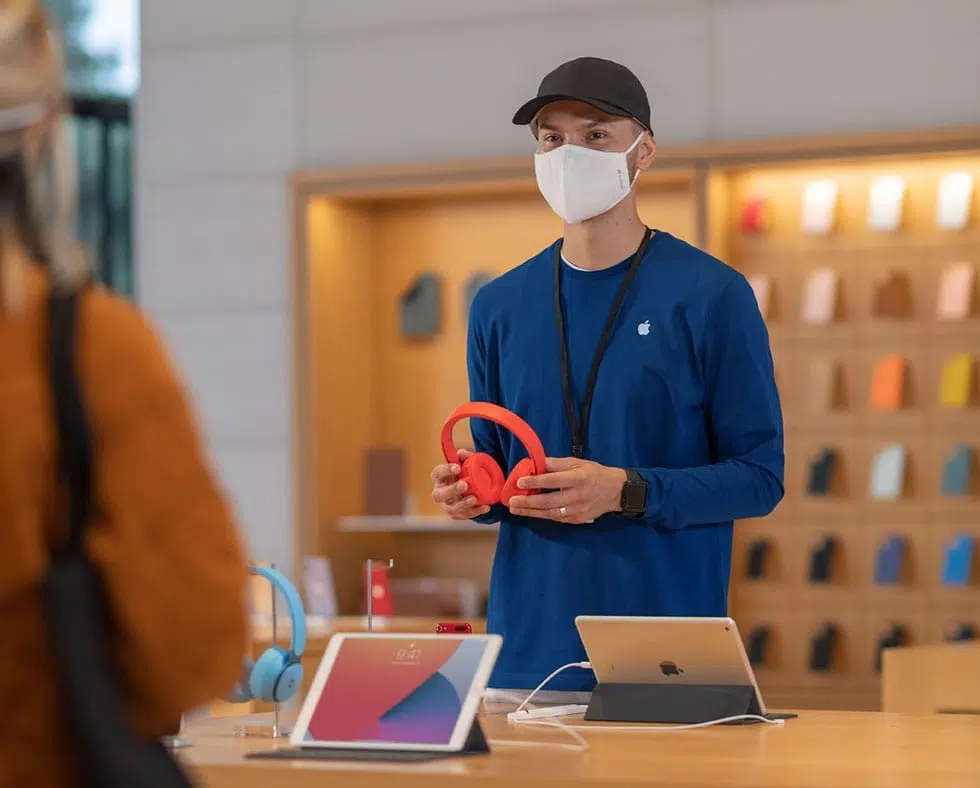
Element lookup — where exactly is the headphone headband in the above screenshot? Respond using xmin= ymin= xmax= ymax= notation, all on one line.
xmin=440 ymin=402 xmax=547 ymax=474
xmin=249 ymin=565 xmax=306 ymax=657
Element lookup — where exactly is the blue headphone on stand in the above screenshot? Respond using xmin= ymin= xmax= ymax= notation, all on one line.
xmin=227 ymin=565 xmax=307 ymax=704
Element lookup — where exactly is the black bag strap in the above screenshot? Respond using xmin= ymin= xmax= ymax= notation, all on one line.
xmin=47 ymin=285 xmax=93 ymax=556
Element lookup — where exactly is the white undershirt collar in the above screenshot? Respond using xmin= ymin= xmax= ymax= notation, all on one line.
xmin=560 ymin=251 xmax=595 ymax=272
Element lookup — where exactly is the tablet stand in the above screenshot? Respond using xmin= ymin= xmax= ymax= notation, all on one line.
xmin=584 ymin=682 xmax=760 ymax=724
xmin=246 ymin=716 xmax=490 ymax=763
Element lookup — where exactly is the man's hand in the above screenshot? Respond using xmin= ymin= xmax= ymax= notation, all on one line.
xmin=430 ymin=449 xmax=492 ymax=520
xmin=508 ymin=457 xmax=628 ymax=524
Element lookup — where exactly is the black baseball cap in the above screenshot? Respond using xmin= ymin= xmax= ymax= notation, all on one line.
xmin=512 ymin=56 xmax=651 ymax=134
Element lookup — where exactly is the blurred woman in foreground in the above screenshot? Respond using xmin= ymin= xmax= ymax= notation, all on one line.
xmin=0 ymin=2 xmax=250 ymax=785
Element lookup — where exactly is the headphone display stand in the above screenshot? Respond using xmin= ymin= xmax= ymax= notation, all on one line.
xmin=161 ymin=714 xmax=193 ymax=750
xmin=234 ymin=563 xmax=292 ymax=740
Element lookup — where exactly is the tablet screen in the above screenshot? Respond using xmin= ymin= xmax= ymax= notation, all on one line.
xmin=299 ymin=636 xmax=492 ymax=747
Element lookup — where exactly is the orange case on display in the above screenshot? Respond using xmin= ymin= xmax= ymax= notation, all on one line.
xmin=869 ymin=354 xmax=906 ymax=410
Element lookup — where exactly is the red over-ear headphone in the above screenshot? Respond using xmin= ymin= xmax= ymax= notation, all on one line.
xmin=441 ymin=402 xmax=547 ymax=507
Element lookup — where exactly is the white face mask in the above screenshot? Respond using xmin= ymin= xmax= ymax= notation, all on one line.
xmin=534 ymin=133 xmax=644 ymax=224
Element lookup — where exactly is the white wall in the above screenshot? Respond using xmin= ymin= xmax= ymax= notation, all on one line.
xmin=135 ymin=0 xmax=980 ymax=577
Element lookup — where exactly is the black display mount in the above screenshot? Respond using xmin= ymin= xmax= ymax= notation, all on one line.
xmin=584 ymin=682 xmax=762 ymax=725
xmin=245 ymin=716 xmax=490 ymax=763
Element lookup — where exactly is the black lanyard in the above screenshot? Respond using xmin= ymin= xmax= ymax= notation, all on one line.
xmin=554 ymin=228 xmax=653 ymax=458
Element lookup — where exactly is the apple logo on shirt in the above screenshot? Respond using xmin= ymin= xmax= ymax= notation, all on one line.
xmin=637 ymin=320 xmax=651 ymax=336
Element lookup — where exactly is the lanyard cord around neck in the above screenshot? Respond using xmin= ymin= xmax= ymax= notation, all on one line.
xmin=554 ymin=228 xmax=653 ymax=459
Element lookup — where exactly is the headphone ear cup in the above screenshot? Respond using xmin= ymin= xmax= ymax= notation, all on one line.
xmin=249 ymin=647 xmax=288 ymax=704
xmin=224 ymin=656 xmax=255 ymax=703
xmin=273 ymin=661 xmax=304 ymax=704
xmin=460 ymin=453 xmax=506 ymax=505
xmin=501 ymin=457 xmax=537 ymax=505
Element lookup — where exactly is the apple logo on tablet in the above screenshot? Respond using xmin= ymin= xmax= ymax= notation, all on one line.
xmin=659 ymin=661 xmax=683 ymax=676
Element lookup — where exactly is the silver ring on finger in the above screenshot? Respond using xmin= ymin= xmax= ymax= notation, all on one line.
xmin=559 ymin=506 xmax=567 ymax=519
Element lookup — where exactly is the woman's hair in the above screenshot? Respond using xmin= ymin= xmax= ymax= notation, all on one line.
xmin=0 ymin=0 xmax=86 ymax=310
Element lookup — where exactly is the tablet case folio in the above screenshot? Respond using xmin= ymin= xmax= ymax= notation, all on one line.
xmin=584 ymin=681 xmax=760 ymax=725
xmin=874 ymin=623 xmax=908 ymax=673
xmin=873 ymin=535 xmax=907 ymax=585
xmin=809 ymin=623 xmax=838 ymax=672
xmin=947 ymin=622 xmax=978 ymax=643
xmin=248 ymin=718 xmax=491 ymax=763
xmin=747 ymin=626 xmax=771 ymax=666
xmin=807 ymin=448 xmax=837 ymax=495
xmin=869 ymin=444 xmax=907 ymax=500
xmin=941 ymin=535 xmax=975 ymax=587
xmin=942 ymin=445 xmax=974 ymax=496
xmin=870 ymin=355 xmax=906 ymax=410
xmin=745 ymin=539 xmax=771 ymax=579
xmin=808 ymin=536 xmax=837 ymax=583
xmin=42 ymin=287 xmax=195 ymax=787
xmin=940 ymin=354 xmax=974 ymax=408
xmin=364 ymin=446 xmax=406 ymax=515
xmin=399 ymin=272 xmax=442 ymax=339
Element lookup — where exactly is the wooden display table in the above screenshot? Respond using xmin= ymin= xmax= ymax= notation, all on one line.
xmin=182 ymin=708 xmax=980 ymax=788
xmin=881 ymin=641 xmax=980 ymax=714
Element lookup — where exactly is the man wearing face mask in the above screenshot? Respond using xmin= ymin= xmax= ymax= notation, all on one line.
xmin=430 ymin=57 xmax=784 ymax=700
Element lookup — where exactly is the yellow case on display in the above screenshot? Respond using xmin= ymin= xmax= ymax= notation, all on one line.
xmin=940 ymin=353 xmax=974 ymax=408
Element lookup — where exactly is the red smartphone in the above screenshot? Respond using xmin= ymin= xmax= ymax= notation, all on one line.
xmin=436 ymin=622 xmax=472 ymax=634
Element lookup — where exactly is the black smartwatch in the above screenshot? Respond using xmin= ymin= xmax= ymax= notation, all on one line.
xmin=620 ymin=468 xmax=648 ymax=517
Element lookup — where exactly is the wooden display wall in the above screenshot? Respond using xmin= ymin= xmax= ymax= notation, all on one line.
xmin=712 ymin=151 xmax=980 ymax=710
xmin=290 ymin=128 xmax=980 ymax=710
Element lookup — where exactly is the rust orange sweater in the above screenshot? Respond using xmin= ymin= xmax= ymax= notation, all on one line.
xmin=0 ymin=266 xmax=249 ymax=787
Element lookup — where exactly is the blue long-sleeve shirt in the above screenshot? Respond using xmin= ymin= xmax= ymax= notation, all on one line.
xmin=466 ymin=230 xmax=784 ymax=692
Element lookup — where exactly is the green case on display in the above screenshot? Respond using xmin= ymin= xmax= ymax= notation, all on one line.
xmin=941 ymin=445 xmax=973 ymax=496
xmin=399 ymin=272 xmax=443 ymax=339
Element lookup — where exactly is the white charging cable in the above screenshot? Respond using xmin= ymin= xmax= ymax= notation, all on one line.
xmin=507 ymin=661 xmax=592 ymax=721
xmin=517 ymin=713 xmax=785 ymax=734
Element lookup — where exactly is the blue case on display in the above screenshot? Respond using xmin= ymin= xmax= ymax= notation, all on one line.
xmin=941 ymin=535 xmax=974 ymax=586
xmin=873 ymin=535 xmax=906 ymax=585
xmin=941 ymin=445 xmax=973 ymax=496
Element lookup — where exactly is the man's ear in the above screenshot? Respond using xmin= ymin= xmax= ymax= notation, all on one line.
xmin=634 ymin=132 xmax=656 ymax=172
